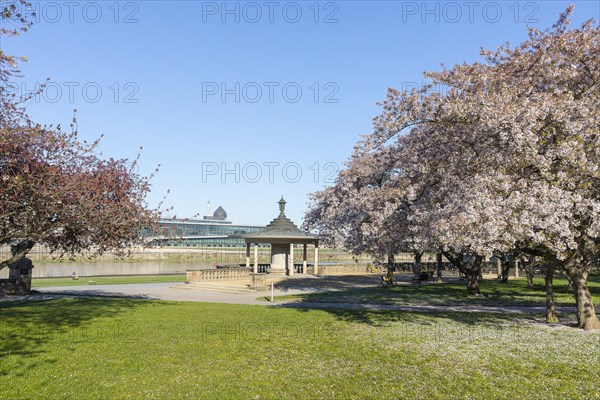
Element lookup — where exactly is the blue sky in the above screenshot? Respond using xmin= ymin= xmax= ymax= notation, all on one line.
xmin=2 ymin=0 xmax=599 ymax=225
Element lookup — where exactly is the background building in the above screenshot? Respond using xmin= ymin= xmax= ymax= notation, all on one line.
xmin=150 ymin=203 xmax=265 ymax=248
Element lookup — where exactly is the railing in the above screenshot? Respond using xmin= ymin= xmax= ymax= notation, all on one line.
xmin=257 ymin=264 xmax=270 ymax=273
xmin=187 ymin=268 xmax=250 ymax=282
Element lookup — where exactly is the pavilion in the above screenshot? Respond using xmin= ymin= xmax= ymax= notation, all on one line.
xmin=238 ymin=197 xmax=319 ymax=276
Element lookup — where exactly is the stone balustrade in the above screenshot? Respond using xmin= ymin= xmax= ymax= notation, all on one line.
xmin=187 ymin=268 xmax=251 ymax=282
xmin=186 ymin=263 xmax=375 ymax=282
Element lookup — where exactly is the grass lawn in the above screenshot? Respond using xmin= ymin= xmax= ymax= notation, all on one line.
xmin=31 ymin=274 xmax=186 ymax=288
xmin=269 ymin=275 xmax=600 ymax=308
xmin=0 ymin=298 xmax=598 ymax=399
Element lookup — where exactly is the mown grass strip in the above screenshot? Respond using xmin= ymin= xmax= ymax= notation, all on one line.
xmin=31 ymin=274 xmax=186 ymax=288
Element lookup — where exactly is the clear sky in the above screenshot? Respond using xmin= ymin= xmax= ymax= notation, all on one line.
xmin=2 ymin=0 xmax=599 ymax=225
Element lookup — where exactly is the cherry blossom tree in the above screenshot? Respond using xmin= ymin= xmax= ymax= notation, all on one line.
xmin=304 ymin=145 xmax=420 ymax=266
xmin=305 ymin=7 xmax=599 ymax=329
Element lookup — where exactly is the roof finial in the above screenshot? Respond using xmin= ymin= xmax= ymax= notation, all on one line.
xmin=278 ymin=196 xmax=286 ymax=214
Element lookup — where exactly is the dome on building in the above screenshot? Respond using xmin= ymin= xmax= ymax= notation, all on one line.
xmin=213 ymin=206 xmax=227 ymax=220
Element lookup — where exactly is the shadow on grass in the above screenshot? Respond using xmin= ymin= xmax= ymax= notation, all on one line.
xmin=283 ymin=302 xmax=577 ymax=335
xmin=0 ymin=296 xmax=162 ymax=375
xmin=278 ymin=301 xmax=545 ymax=333
xmin=272 ymin=273 xmax=600 ymax=328
xmin=275 ymin=273 xmax=599 ymax=307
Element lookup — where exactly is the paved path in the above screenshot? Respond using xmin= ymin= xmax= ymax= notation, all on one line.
xmin=0 ymin=279 xmax=577 ymax=314
xmin=13 ymin=274 xmax=382 ymax=305
xmin=30 ymin=282 xmax=283 ymax=305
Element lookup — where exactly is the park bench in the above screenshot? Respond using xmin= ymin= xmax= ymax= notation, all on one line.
xmin=412 ymin=271 xmax=435 ymax=285
xmin=88 ymin=280 xmax=96 ymax=285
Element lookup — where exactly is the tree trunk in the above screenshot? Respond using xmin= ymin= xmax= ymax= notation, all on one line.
xmin=413 ymin=251 xmax=422 ymax=278
xmin=436 ymin=252 xmax=443 ymax=283
xmin=545 ymin=264 xmax=559 ymax=323
xmin=565 ymin=269 xmax=600 ymax=330
xmin=501 ymin=257 xmax=511 ymax=283
xmin=442 ymin=251 xmax=461 ymax=277
xmin=0 ymin=239 xmax=36 ymax=270
xmin=525 ymin=264 xmax=534 ymax=288
xmin=521 ymin=257 xmax=535 ymax=288
xmin=443 ymin=251 xmax=482 ymax=296
xmin=464 ymin=255 xmax=482 ymax=296
xmin=465 ymin=268 xmax=481 ymax=296
xmin=388 ymin=253 xmax=395 ymax=272
xmin=564 ymin=273 xmax=574 ymax=293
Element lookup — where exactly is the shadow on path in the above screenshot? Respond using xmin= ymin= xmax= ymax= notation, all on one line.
xmin=27 ymin=289 xmax=156 ymax=300
xmin=274 ymin=274 xmax=382 ymax=293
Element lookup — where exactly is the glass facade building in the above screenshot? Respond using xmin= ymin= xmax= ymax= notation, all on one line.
xmin=149 ymin=205 xmax=265 ymax=248
xmin=152 ymin=218 xmax=265 ymax=247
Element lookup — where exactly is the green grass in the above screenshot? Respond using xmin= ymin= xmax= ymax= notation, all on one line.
xmin=268 ymin=275 xmax=600 ymax=308
xmin=31 ymin=274 xmax=186 ymax=288
xmin=0 ymin=299 xmax=600 ymax=399
xmin=0 ymin=298 xmax=598 ymax=399
xmin=3 ymin=274 xmax=599 ymax=398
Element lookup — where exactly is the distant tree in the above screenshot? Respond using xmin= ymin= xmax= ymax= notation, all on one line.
xmin=0 ymin=1 xmax=160 ymax=270
xmin=305 ymin=7 xmax=599 ymax=329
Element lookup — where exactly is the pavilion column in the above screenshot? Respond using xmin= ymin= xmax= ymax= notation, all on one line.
xmin=288 ymin=243 xmax=294 ymax=276
xmin=302 ymin=244 xmax=307 ymax=274
xmin=253 ymin=244 xmax=259 ymax=273
xmin=246 ymin=243 xmax=251 ymax=269
xmin=314 ymin=243 xmax=319 ymax=275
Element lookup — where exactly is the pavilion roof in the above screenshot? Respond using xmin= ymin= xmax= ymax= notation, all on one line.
xmin=235 ymin=197 xmax=319 ymax=244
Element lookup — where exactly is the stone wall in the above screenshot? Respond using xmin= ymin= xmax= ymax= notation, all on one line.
xmin=0 ymin=257 xmax=34 ymax=295
xmin=316 ymin=263 xmax=367 ymax=275
xmin=0 ymin=279 xmax=30 ymax=295
xmin=0 ymin=261 xmax=202 ymax=279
